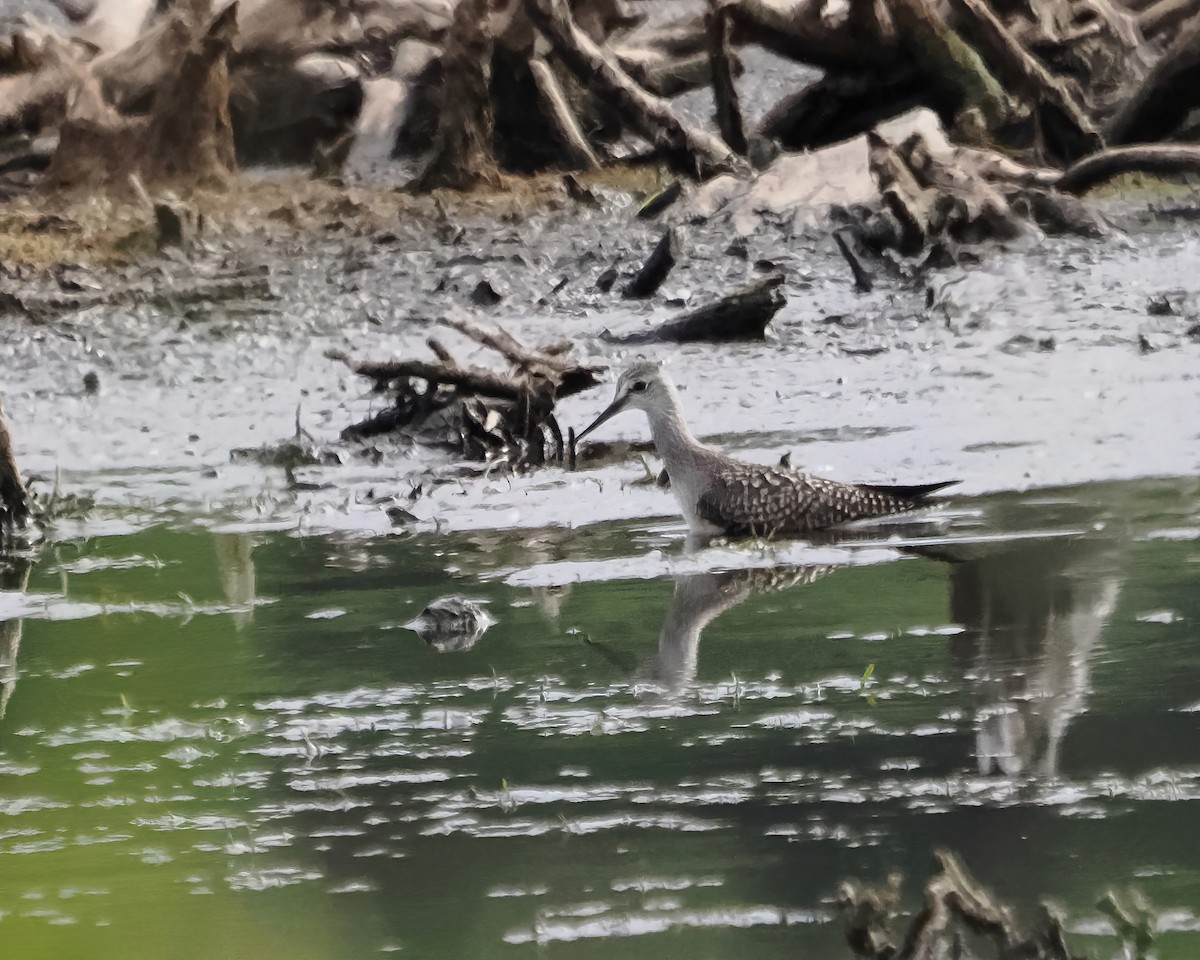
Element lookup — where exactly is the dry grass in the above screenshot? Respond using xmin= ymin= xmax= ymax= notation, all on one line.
xmin=0 ymin=165 xmax=664 ymax=269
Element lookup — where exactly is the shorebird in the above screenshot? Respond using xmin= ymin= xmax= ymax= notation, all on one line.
xmin=576 ymin=361 xmax=957 ymax=537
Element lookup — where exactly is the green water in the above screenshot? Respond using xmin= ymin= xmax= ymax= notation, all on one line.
xmin=2 ymin=477 xmax=1199 ymax=958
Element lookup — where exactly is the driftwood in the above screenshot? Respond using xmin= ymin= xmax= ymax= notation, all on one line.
xmin=0 ymin=400 xmax=30 ymax=541
xmin=623 ymin=228 xmax=678 ymax=299
xmin=839 ymin=851 xmax=1083 ymax=960
xmin=335 ymin=318 xmax=603 ymax=467
xmin=605 ymin=273 xmax=786 ymax=344
xmin=524 ymin=0 xmax=745 ymax=178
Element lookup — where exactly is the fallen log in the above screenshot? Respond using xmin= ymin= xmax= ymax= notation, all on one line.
xmin=410 ymin=0 xmax=500 ymax=192
xmin=605 ymin=272 xmax=786 ymax=344
xmin=524 ymin=0 xmax=745 ymax=178
xmin=757 ymin=70 xmax=927 ymax=153
xmin=623 ymin=228 xmax=678 ymax=299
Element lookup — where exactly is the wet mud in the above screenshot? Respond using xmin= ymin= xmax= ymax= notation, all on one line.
xmin=3 ymin=182 xmax=1200 ymax=540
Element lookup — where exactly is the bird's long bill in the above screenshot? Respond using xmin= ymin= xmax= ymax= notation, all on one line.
xmin=575 ymin=395 xmax=627 ymax=442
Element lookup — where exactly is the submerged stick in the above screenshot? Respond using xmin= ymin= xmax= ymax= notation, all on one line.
xmin=834 ymin=230 xmax=874 ymax=292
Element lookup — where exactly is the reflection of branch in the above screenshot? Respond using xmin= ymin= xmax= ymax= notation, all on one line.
xmin=839 ymin=851 xmax=1081 ymax=960
xmin=1 ymin=559 xmax=32 ymax=720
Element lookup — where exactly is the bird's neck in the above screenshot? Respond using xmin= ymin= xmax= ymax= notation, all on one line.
xmin=645 ymin=386 xmax=700 ymax=465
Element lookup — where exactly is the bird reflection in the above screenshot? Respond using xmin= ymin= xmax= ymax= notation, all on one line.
xmin=650 ymin=566 xmax=834 ymax=693
xmin=939 ymin=535 xmax=1125 ymax=777
xmin=0 ymin=558 xmax=31 ymax=720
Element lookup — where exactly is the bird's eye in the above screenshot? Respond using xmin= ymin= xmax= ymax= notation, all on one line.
xmin=631 ymin=381 xmax=647 ymax=392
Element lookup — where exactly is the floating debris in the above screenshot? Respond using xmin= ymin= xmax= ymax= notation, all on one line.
xmin=403 ymin=595 xmax=496 ymax=653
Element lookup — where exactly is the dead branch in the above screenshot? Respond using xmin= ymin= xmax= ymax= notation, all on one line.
xmin=343 ymin=356 xmax=532 ymax=399
xmin=1055 ymin=143 xmax=1200 ymax=193
xmin=335 ymin=321 xmax=604 ymax=466
xmin=1137 ymin=0 xmax=1200 ymax=38
xmin=706 ymin=2 xmax=747 ymax=155
xmin=524 ymin=0 xmax=745 ymax=178
xmin=623 ymin=228 xmax=678 ymax=298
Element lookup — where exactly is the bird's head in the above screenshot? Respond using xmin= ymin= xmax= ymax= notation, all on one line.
xmin=576 ymin=360 xmax=671 ymax=440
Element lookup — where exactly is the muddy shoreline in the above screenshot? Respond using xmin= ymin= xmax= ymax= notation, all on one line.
xmin=1 ymin=168 xmax=1197 ymax=541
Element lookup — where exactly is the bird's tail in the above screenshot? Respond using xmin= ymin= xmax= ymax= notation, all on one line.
xmin=859 ymin=480 xmax=960 ymax=502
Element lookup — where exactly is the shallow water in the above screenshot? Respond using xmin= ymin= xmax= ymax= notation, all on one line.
xmin=2 ymin=474 xmax=1198 ymax=958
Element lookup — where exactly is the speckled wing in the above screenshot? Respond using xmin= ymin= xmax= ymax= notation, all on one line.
xmin=696 ymin=464 xmax=942 ymax=537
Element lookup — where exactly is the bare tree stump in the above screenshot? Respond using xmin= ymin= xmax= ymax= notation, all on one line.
xmin=142 ymin=1 xmax=237 ymax=187
xmin=39 ymin=3 xmax=238 ymax=194
xmin=410 ymin=0 xmax=501 ymax=193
